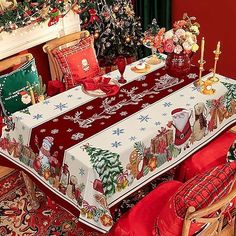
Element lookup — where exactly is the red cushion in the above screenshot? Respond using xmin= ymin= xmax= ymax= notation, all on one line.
xmin=175 ymin=130 xmax=236 ymax=182
xmin=52 ymin=36 xmax=100 ymax=90
xmin=108 ymin=180 xmax=183 ymax=236
xmin=155 ymin=162 xmax=236 ymax=236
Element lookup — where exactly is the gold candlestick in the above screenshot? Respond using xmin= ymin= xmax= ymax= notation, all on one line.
xmin=209 ymin=41 xmax=221 ymax=83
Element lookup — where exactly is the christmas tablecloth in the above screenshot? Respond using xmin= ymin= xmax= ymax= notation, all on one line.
xmin=1 ymin=56 xmax=236 ymax=233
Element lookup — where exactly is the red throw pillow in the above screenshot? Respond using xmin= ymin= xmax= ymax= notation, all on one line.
xmin=154 ymin=162 xmax=236 ymax=236
xmin=52 ymin=36 xmax=100 ymax=90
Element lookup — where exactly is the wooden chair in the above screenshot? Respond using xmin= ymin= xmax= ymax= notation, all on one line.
xmin=182 ymin=177 xmax=236 ymax=236
xmin=42 ymin=30 xmax=90 ymax=82
xmin=0 ymin=53 xmax=39 ymax=209
xmin=0 ymin=53 xmax=33 ymax=73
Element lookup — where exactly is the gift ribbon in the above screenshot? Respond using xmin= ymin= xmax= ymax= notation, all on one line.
xmin=81 ymin=77 xmax=120 ymax=96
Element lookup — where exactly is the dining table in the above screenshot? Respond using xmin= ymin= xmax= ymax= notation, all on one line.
xmin=1 ymin=55 xmax=236 ymax=233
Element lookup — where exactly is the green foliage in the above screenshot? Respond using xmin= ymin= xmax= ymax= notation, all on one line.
xmin=85 ymin=145 xmax=123 ymax=197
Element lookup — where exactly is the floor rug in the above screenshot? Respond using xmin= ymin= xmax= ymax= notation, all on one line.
xmin=0 ymin=170 xmax=103 ymax=236
xmin=0 ymin=170 xmax=174 ymax=236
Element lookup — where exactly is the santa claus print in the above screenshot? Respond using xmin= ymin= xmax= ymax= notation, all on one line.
xmin=170 ymin=108 xmax=192 ymax=148
xmin=20 ymin=91 xmax=31 ymax=105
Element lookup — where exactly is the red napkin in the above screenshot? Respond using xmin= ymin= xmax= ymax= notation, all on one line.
xmin=81 ymin=76 xmax=120 ymax=96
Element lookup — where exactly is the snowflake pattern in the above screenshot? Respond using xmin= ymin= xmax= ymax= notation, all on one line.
xmin=15 ymin=116 xmax=23 ymax=122
xmin=163 ymin=102 xmax=172 ymax=107
xmin=138 ymin=115 xmax=151 ymax=122
xmin=67 ymin=128 xmax=73 ymax=132
xmin=43 ymin=100 xmax=50 ymax=105
xmin=142 ymin=83 xmax=148 ymax=87
xmin=129 ymin=136 xmax=137 ymax=141
xmin=51 ymin=129 xmax=59 ymax=134
xmin=190 ymin=96 xmax=195 ymax=100
xmin=54 ymin=103 xmax=68 ymax=111
xmin=33 ymin=114 xmax=43 ymax=120
xmin=187 ymin=73 xmax=198 ymax=79
xmin=53 ymin=119 xmax=59 ymax=122
xmin=79 ymin=168 xmax=85 ymax=176
xmin=140 ymin=127 xmax=146 ymax=131
xmin=155 ymin=121 xmax=161 ymax=126
xmin=120 ymin=111 xmax=128 ymax=116
xmin=112 ymin=128 xmax=124 ymax=136
xmin=111 ymin=141 xmax=122 ymax=148
xmin=67 ymin=94 xmax=73 ymax=98
xmin=86 ymin=106 xmax=94 ymax=110
xmin=71 ymin=132 xmax=84 ymax=141
xmin=141 ymin=103 xmax=150 ymax=108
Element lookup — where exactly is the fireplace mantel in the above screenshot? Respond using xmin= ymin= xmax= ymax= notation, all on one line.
xmin=0 ymin=11 xmax=81 ymax=60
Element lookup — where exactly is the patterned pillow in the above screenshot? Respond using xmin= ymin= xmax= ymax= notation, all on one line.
xmin=52 ymin=36 xmax=100 ymax=90
xmin=0 ymin=58 xmax=40 ymax=116
xmin=154 ymin=162 xmax=236 ymax=236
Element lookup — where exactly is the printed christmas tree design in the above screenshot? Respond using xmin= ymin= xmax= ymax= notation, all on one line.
xmin=85 ymin=145 xmax=123 ymax=197
xmin=222 ymin=82 xmax=236 ymax=112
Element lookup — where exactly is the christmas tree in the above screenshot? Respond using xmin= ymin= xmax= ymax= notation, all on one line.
xmin=222 ymin=82 xmax=236 ymax=112
xmin=84 ymin=144 xmax=123 ymax=197
xmin=75 ymin=0 xmax=143 ymax=65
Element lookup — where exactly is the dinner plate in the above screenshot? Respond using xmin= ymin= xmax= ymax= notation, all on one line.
xmin=131 ymin=64 xmax=151 ymax=73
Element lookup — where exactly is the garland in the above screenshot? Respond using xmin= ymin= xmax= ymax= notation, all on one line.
xmin=0 ymin=0 xmax=73 ymax=33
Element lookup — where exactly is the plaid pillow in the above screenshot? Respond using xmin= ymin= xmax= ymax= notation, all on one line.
xmin=52 ymin=36 xmax=100 ymax=90
xmin=154 ymin=162 xmax=236 ymax=236
xmin=174 ymin=162 xmax=236 ymax=218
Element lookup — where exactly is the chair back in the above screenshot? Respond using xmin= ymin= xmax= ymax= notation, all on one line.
xmin=43 ymin=30 xmax=90 ymax=82
xmin=0 ymin=53 xmax=33 ymax=72
xmin=182 ymin=175 xmax=236 ymax=236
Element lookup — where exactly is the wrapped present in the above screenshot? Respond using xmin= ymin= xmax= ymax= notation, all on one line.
xmin=150 ymin=128 xmax=173 ymax=154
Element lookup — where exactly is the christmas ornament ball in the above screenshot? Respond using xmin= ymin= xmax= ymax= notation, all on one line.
xmin=125 ymin=37 xmax=131 ymax=43
xmin=94 ymin=31 xmax=100 ymax=39
xmin=113 ymin=5 xmax=119 ymax=13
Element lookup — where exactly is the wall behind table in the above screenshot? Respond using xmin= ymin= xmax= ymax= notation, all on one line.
xmin=173 ymin=0 xmax=236 ymax=79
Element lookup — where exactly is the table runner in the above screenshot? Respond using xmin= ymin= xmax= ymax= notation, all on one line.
xmin=1 ymin=57 xmax=236 ymax=232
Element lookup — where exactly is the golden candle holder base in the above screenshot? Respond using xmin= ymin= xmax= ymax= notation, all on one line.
xmin=208 ymin=75 xmax=219 ymax=83
xmin=147 ymin=54 xmax=161 ymax=65
xmin=195 ymin=78 xmax=215 ymax=95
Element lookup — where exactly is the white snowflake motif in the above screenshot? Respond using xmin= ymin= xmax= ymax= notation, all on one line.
xmin=149 ymin=95 xmax=154 ymax=99
xmin=120 ymin=111 xmax=128 ymax=116
xmin=168 ymin=89 xmax=173 ymax=93
xmin=136 ymin=75 xmax=146 ymax=81
xmin=86 ymin=106 xmax=94 ymax=110
xmin=66 ymin=128 xmax=73 ymax=132
xmin=51 ymin=129 xmax=59 ymax=134
xmin=100 ymin=122 xmax=105 ymax=125
xmin=33 ymin=114 xmax=43 ymax=120
xmin=53 ymin=118 xmax=59 ymax=122
xmin=71 ymin=132 xmax=84 ymax=141
xmin=59 ymin=146 xmax=64 ymax=150
xmin=119 ymin=94 xmax=124 ymax=98
xmin=142 ymin=83 xmax=148 ymax=87
xmin=187 ymin=73 xmax=198 ymax=79
xmin=141 ymin=103 xmax=150 ymax=108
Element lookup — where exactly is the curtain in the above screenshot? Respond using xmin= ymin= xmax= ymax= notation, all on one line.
xmin=134 ymin=0 xmax=172 ymax=57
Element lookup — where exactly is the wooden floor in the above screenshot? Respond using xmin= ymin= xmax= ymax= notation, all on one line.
xmin=0 ymin=166 xmax=234 ymax=235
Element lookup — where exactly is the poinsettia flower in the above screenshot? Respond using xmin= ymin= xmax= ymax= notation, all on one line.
xmin=164 ymin=39 xmax=175 ymax=53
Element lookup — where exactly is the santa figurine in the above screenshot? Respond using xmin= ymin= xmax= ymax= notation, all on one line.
xmin=20 ymin=91 xmax=31 ymax=105
xmin=170 ymin=108 xmax=192 ymax=148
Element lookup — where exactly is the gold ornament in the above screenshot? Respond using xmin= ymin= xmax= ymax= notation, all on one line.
xmin=94 ymin=30 xmax=100 ymax=39
xmin=125 ymin=36 xmax=131 ymax=43
xmin=113 ymin=5 xmax=119 ymax=13
xmin=124 ymin=4 xmax=135 ymax=18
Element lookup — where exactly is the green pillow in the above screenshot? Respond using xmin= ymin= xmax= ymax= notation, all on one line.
xmin=0 ymin=58 xmax=40 ymax=116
